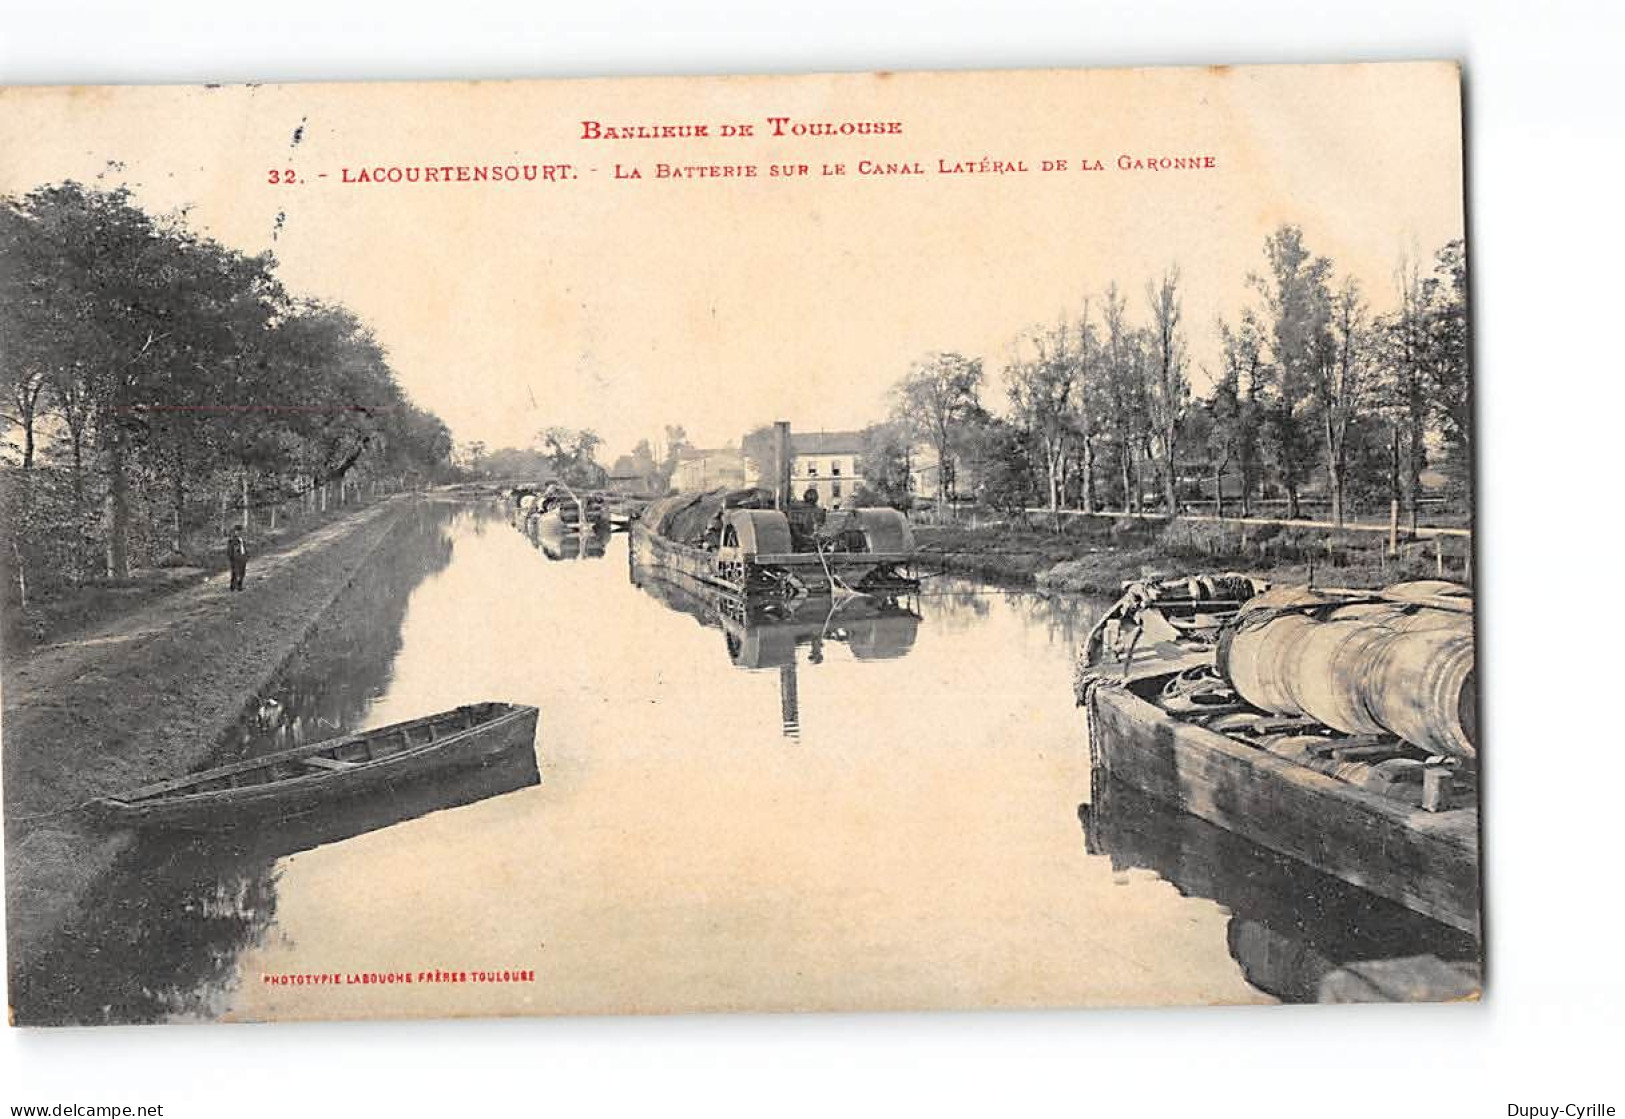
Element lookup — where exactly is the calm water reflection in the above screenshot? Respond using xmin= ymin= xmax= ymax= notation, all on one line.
xmin=11 ymin=499 xmax=1477 ymax=1024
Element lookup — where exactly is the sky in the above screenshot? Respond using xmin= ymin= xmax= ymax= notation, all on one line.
xmin=0 ymin=63 xmax=1465 ymax=461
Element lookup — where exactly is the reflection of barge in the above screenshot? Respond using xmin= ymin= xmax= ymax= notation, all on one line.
xmin=1082 ymin=771 xmax=1479 ymax=1002
xmin=630 ymin=556 xmax=920 ymax=738
xmin=631 ymin=559 xmax=920 ymax=668
xmin=524 ymin=515 xmax=609 ymax=561
xmin=1078 ymin=575 xmax=1480 ymax=936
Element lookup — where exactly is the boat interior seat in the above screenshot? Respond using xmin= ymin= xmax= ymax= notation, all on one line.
xmin=300 ymin=755 xmax=356 ymax=771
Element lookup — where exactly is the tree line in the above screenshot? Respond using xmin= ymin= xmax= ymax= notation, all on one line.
xmin=1 ymin=180 xmax=453 ymax=613
xmin=857 ymin=224 xmax=1471 ymax=528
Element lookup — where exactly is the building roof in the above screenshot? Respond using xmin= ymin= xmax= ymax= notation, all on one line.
xmin=791 ymin=431 xmax=864 ymax=455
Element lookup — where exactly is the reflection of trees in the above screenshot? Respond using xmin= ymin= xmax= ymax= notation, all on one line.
xmin=220 ymin=503 xmax=458 ymax=762
xmin=1080 ymin=771 xmax=1478 ymax=1003
xmin=1010 ymin=591 xmax=1108 ymax=649
xmin=10 ymin=834 xmax=283 ymax=1025
xmin=915 ymin=580 xmax=991 ymax=634
xmin=9 ymin=748 xmax=540 ymax=1026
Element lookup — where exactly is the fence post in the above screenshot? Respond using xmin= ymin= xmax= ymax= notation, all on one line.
xmin=1389 ymin=499 xmax=1399 ymax=556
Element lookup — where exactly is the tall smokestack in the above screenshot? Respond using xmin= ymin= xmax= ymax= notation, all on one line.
xmin=773 ymin=420 xmax=792 ymax=510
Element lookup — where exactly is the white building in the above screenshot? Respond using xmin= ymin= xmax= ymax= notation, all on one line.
xmin=787 ymin=431 xmax=865 ymax=507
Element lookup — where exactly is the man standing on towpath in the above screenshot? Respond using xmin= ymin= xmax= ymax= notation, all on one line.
xmin=227 ymin=525 xmax=249 ymax=592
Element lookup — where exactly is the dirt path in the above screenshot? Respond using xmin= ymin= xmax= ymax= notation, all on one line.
xmin=5 ymin=502 xmax=400 ymax=722
xmin=3 ymin=495 xmax=416 ymax=972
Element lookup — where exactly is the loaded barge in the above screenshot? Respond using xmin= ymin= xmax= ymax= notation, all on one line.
xmin=630 ymin=421 xmax=918 ymax=600
xmin=1078 ymin=575 xmax=1480 ymax=937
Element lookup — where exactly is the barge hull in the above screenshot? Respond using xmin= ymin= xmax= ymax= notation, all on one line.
xmin=1087 ymin=682 xmax=1481 ymax=936
xmin=631 ymin=520 xmax=913 ymax=597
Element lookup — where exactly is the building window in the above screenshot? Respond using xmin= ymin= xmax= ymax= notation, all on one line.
xmin=806 ymin=462 xmax=818 ymax=477
xmin=832 ymin=480 xmax=842 ymax=498
xmin=831 ymin=464 xmax=841 ymax=477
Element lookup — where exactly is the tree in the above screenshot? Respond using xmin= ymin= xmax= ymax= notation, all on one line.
xmin=538 ymin=426 xmax=604 ymax=485
xmin=740 ymin=423 xmax=777 ymax=484
xmin=891 ymin=352 xmax=983 ymax=511
xmin=658 ymin=424 xmax=692 ymax=489
xmin=1145 ymin=267 xmax=1190 ymax=514
xmin=1313 ymin=277 xmax=1371 ymax=526
xmin=965 ymin=413 xmax=1035 ymax=516
xmin=852 ymin=421 xmax=913 ymax=509
xmin=1250 ymin=225 xmax=1331 ymax=519
xmin=1422 ymin=239 xmax=1471 ymax=495
xmin=1379 ymin=249 xmax=1432 ymax=533
xmin=1007 ymin=305 xmax=1095 ymax=513
xmin=1210 ymin=314 xmax=1265 ymax=516
xmin=0 ymin=202 xmax=60 ymax=471
xmin=1100 ymin=284 xmax=1149 ymax=514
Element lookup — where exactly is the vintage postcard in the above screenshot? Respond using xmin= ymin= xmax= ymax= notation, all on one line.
xmin=0 ymin=62 xmax=1478 ymax=1026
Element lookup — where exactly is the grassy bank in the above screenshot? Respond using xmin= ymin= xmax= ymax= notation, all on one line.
xmin=915 ymin=513 xmax=1473 ymax=596
xmin=3 ymin=495 xmax=416 ymax=968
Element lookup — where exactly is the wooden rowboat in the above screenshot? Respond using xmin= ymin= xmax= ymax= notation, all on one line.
xmin=90 ymin=701 xmax=539 ymax=829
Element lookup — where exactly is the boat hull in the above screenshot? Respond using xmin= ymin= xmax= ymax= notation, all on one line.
xmin=92 ymin=703 xmax=540 ymax=830
xmin=1086 ymin=675 xmax=1480 ymax=936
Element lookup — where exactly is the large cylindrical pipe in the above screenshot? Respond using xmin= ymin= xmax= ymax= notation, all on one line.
xmin=1218 ymin=584 xmax=1476 ymax=759
xmin=1217 ymin=587 xmax=1329 ymax=717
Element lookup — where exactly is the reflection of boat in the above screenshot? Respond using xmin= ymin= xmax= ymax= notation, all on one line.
xmin=92 ymin=702 xmax=539 ymax=828
xmin=203 ymin=740 xmax=542 ymax=862
xmin=631 ymin=559 xmax=920 ymax=669
xmin=1081 ymin=771 xmax=1479 ymax=1003
xmin=1078 ymin=575 xmax=1480 ymax=936
xmin=525 ymin=515 xmax=609 ymax=561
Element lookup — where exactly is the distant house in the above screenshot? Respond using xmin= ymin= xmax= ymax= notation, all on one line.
xmin=788 ymin=431 xmax=865 ymax=507
xmin=670 ymin=448 xmax=747 ymax=493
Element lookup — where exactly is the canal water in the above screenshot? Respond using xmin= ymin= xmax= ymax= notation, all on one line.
xmin=11 ymin=499 xmax=1477 ymax=1025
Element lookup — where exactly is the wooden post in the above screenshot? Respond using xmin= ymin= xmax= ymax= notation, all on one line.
xmin=241 ymin=473 xmax=250 ymax=531
xmin=1388 ymin=498 xmax=1400 ymax=556
xmin=1422 ymin=766 xmax=1453 ymax=813
xmin=1435 ymin=535 xmax=1444 ymax=577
